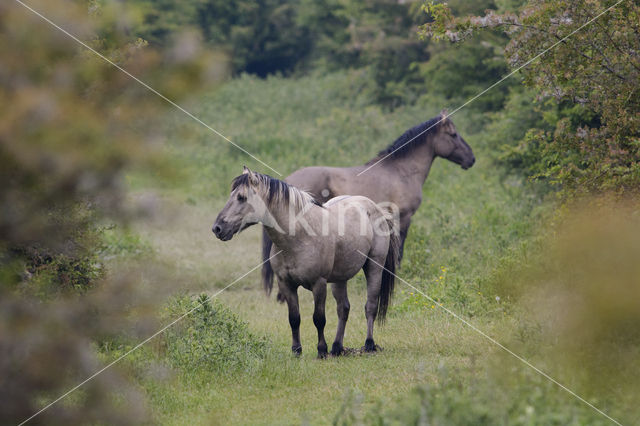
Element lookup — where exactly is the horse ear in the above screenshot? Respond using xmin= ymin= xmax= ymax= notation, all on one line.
xmin=437 ymin=109 xmax=452 ymax=132
xmin=246 ymin=168 xmax=260 ymax=187
xmin=241 ymin=166 xmax=259 ymax=186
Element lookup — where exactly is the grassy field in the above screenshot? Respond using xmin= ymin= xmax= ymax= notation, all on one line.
xmin=108 ymin=72 xmax=630 ymax=425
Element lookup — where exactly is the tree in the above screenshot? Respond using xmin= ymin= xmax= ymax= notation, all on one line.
xmin=420 ymin=0 xmax=640 ymax=196
xmin=134 ymin=0 xmax=312 ymax=76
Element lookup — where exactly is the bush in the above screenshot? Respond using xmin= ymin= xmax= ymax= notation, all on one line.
xmin=162 ymin=294 xmax=269 ymax=375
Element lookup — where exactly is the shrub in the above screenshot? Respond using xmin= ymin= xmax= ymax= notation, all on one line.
xmin=162 ymin=294 xmax=269 ymax=376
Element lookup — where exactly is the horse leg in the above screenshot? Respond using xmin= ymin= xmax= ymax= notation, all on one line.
xmin=330 ymin=281 xmax=349 ymax=356
xmin=261 ymin=228 xmax=275 ymax=295
xmin=363 ymin=259 xmax=384 ymax=352
xmin=280 ymin=283 xmax=302 ymax=355
xmin=312 ymin=280 xmax=328 ymax=359
xmin=398 ymin=218 xmax=411 ymax=263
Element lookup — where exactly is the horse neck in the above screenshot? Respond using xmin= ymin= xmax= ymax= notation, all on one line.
xmin=261 ymin=198 xmax=316 ymax=252
xmin=386 ymin=134 xmax=436 ymax=185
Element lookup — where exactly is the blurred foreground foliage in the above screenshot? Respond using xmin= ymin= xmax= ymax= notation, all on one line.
xmin=493 ymin=198 xmax=640 ymax=412
xmin=334 ymin=367 xmax=614 ymax=425
xmin=0 ymin=0 xmax=226 ymax=423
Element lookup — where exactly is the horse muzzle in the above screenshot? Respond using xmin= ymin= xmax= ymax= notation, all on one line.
xmin=461 ymin=155 xmax=476 ymax=170
xmin=212 ymin=221 xmax=235 ymax=241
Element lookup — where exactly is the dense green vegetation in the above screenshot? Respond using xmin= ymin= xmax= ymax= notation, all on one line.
xmin=2 ymin=0 xmax=639 ymax=424
xmin=423 ymin=0 xmax=640 ymax=196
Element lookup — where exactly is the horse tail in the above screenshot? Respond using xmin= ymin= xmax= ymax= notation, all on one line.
xmin=261 ymin=227 xmax=275 ymax=296
xmin=378 ymin=215 xmax=399 ymax=324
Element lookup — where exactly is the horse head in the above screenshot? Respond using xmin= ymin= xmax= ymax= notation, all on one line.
xmin=212 ymin=166 xmax=268 ymax=241
xmin=433 ymin=109 xmax=475 ymax=170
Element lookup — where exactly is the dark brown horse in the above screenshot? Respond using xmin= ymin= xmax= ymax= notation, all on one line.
xmin=262 ymin=111 xmax=475 ymax=297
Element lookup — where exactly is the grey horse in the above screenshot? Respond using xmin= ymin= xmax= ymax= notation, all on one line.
xmin=213 ymin=167 xmax=399 ymax=357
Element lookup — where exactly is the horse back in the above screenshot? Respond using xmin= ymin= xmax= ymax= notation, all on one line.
xmin=287 ymin=165 xmax=409 ymax=206
xmin=286 ymin=166 xmax=336 ymax=202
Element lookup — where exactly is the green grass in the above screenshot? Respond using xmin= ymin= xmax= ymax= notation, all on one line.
xmin=111 ymin=71 xmax=629 ymax=425
xmin=139 ymin=289 xmax=496 ymax=425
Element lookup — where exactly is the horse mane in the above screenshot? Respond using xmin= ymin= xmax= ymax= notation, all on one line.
xmin=232 ymin=172 xmax=321 ymax=211
xmin=365 ymin=115 xmax=441 ymax=165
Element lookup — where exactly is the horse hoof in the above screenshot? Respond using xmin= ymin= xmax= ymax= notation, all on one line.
xmin=364 ymin=338 xmax=377 ymax=352
xmin=330 ymin=342 xmax=344 ymax=356
xmin=317 ymin=342 xmax=328 ymax=359
xmin=292 ymin=345 xmax=302 ymax=356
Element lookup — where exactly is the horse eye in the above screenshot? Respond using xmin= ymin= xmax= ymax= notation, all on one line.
xmin=451 ymin=132 xmax=458 ymax=138
xmin=237 ymin=194 xmax=246 ymax=202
